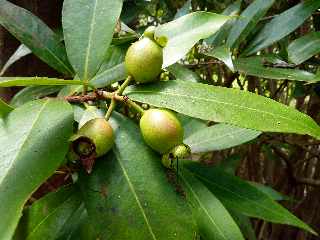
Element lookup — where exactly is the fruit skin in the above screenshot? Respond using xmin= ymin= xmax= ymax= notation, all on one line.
xmin=125 ymin=37 xmax=163 ymax=83
xmin=140 ymin=109 xmax=184 ymax=154
xmin=72 ymin=118 xmax=114 ymax=158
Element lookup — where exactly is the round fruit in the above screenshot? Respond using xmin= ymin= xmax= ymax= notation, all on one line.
xmin=140 ymin=109 xmax=184 ymax=154
xmin=71 ymin=118 xmax=114 ymax=158
xmin=125 ymin=37 xmax=163 ymax=83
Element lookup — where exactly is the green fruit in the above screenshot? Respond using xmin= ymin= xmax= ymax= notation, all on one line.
xmin=140 ymin=109 xmax=184 ymax=154
xmin=71 ymin=118 xmax=114 ymax=158
xmin=143 ymin=26 xmax=156 ymax=39
xmin=125 ymin=37 xmax=163 ymax=83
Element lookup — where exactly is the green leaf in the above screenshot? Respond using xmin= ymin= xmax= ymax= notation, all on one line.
xmin=167 ymin=63 xmax=201 ymax=82
xmin=204 ymin=45 xmax=235 ymax=72
xmin=180 ymin=168 xmax=245 ymax=240
xmin=174 ymin=0 xmax=191 ymax=19
xmin=185 ymin=123 xmax=261 ymax=153
xmin=0 ymin=77 xmax=83 ymax=87
xmin=125 ymin=80 xmax=320 ymax=140
xmin=62 ymin=0 xmax=123 ymax=80
xmin=244 ymin=0 xmax=320 ymax=55
xmin=226 ymin=0 xmax=274 ymax=49
xmin=78 ymin=113 xmax=196 ymax=239
xmin=91 ymin=63 xmax=127 ymax=88
xmin=248 ymin=182 xmax=288 ymax=201
xmin=18 ymin=186 xmax=82 ymax=240
xmin=97 ymin=45 xmax=127 ymax=74
xmin=10 ymin=86 xmax=62 ymax=107
xmin=0 ymin=99 xmax=74 ymax=240
xmin=229 ymin=211 xmax=257 ymax=240
xmin=78 ymin=106 xmax=104 ymax=129
xmin=234 ymin=57 xmax=320 ymax=82
xmin=184 ymin=162 xmax=316 ymax=234
xmin=155 ymin=12 xmax=230 ymax=67
xmin=288 ymin=32 xmax=320 ymax=65
xmin=0 ymin=0 xmax=73 ymax=75
xmin=0 ymin=98 xmax=14 ymax=117
xmin=0 ymin=44 xmax=31 ymax=76
xmin=178 ymin=114 xmax=207 ymax=139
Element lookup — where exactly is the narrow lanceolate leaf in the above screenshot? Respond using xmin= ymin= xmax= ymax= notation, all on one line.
xmin=125 ymin=80 xmax=320 ymax=140
xmin=234 ymin=57 xmax=320 ymax=82
xmin=167 ymin=63 xmax=201 ymax=82
xmin=0 ymin=44 xmax=31 ymax=76
xmin=0 ymin=0 xmax=73 ymax=75
xmin=155 ymin=12 xmax=230 ymax=67
xmin=79 ymin=113 xmax=196 ymax=239
xmin=0 ymin=98 xmax=14 ymax=117
xmin=184 ymin=162 xmax=316 ymax=235
xmin=288 ymin=32 xmax=320 ymax=65
xmin=18 ymin=186 xmax=82 ymax=240
xmin=226 ymin=0 xmax=274 ymax=49
xmin=185 ymin=123 xmax=261 ymax=153
xmin=244 ymin=0 xmax=320 ymax=55
xmin=178 ymin=114 xmax=207 ymax=138
xmin=0 ymin=77 xmax=83 ymax=87
xmin=180 ymin=168 xmax=245 ymax=240
xmin=90 ymin=63 xmax=127 ymax=88
xmin=204 ymin=45 xmax=234 ymax=72
xmin=0 ymin=99 xmax=73 ymax=240
xmin=62 ymin=0 xmax=123 ymax=80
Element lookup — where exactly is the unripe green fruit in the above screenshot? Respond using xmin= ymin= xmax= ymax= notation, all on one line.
xmin=71 ymin=118 xmax=114 ymax=158
xmin=125 ymin=37 xmax=163 ymax=83
xmin=140 ymin=109 xmax=184 ymax=154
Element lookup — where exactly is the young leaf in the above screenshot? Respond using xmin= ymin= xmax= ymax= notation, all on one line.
xmin=0 ymin=99 xmax=73 ymax=240
xmin=155 ymin=12 xmax=230 ymax=67
xmin=244 ymin=0 xmax=320 ymax=55
xmin=167 ymin=63 xmax=201 ymax=82
xmin=0 ymin=77 xmax=83 ymax=87
xmin=125 ymin=80 xmax=320 ymax=140
xmin=288 ymin=32 xmax=320 ymax=65
xmin=184 ymin=162 xmax=316 ymax=234
xmin=180 ymin=168 xmax=245 ymax=240
xmin=0 ymin=98 xmax=14 ymax=117
xmin=0 ymin=0 xmax=73 ymax=75
xmin=226 ymin=0 xmax=275 ymax=49
xmin=17 ymin=186 xmax=82 ymax=240
xmin=204 ymin=45 xmax=235 ymax=72
xmin=234 ymin=57 xmax=320 ymax=82
xmin=78 ymin=113 xmax=196 ymax=239
xmin=62 ymin=0 xmax=123 ymax=80
xmin=184 ymin=123 xmax=261 ymax=153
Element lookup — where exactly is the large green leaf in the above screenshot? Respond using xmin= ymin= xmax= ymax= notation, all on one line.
xmin=0 ymin=77 xmax=82 ymax=87
xmin=0 ymin=99 xmax=73 ymax=239
xmin=180 ymin=168 xmax=245 ymax=240
xmin=234 ymin=57 xmax=320 ymax=82
xmin=226 ymin=0 xmax=274 ymax=49
xmin=79 ymin=113 xmax=196 ymax=239
xmin=167 ymin=63 xmax=200 ymax=82
xmin=155 ymin=12 xmax=230 ymax=67
xmin=178 ymin=114 xmax=207 ymax=139
xmin=125 ymin=80 xmax=320 ymax=139
xmin=244 ymin=0 xmax=320 ymax=55
xmin=62 ymin=0 xmax=123 ymax=80
xmin=0 ymin=0 xmax=73 ymax=75
xmin=288 ymin=32 xmax=320 ymax=65
xmin=184 ymin=162 xmax=316 ymax=234
xmin=204 ymin=45 xmax=234 ymax=72
xmin=17 ymin=186 xmax=82 ymax=240
xmin=184 ymin=123 xmax=261 ymax=153
xmin=0 ymin=98 xmax=14 ymax=117
xmin=97 ymin=45 xmax=127 ymax=74
xmin=90 ymin=63 xmax=127 ymax=88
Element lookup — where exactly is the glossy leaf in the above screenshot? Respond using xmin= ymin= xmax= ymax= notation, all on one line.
xmin=18 ymin=186 xmax=82 ymax=240
xmin=0 ymin=99 xmax=73 ymax=239
xmin=0 ymin=98 xmax=14 ymax=117
xmin=226 ymin=0 xmax=274 ymax=49
xmin=78 ymin=113 xmax=196 ymax=239
xmin=204 ymin=45 xmax=234 ymax=72
xmin=78 ymin=106 xmax=105 ymax=129
xmin=125 ymin=80 xmax=320 ymax=140
xmin=0 ymin=44 xmax=31 ymax=76
xmin=97 ymin=45 xmax=127 ymax=74
xmin=62 ymin=0 xmax=123 ymax=80
xmin=248 ymin=182 xmax=288 ymax=201
xmin=0 ymin=77 xmax=83 ymax=87
xmin=155 ymin=12 xmax=230 ymax=67
xmin=288 ymin=32 xmax=320 ymax=65
xmin=234 ymin=57 xmax=320 ymax=82
xmin=91 ymin=63 xmax=127 ymax=88
xmin=230 ymin=211 xmax=257 ymax=240
xmin=185 ymin=123 xmax=261 ymax=153
xmin=10 ymin=86 xmax=62 ymax=107
xmin=180 ymin=168 xmax=245 ymax=240
xmin=174 ymin=0 xmax=191 ymax=19
xmin=244 ymin=0 xmax=320 ymax=55
xmin=184 ymin=162 xmax=316 ymax=234
xmin=167 ymin=63 xmax=201 ymax=82
xmin=0 ymin=0 xmax=73 ymax=75
xmin=178 ymin=114 xmax=207 ymax=139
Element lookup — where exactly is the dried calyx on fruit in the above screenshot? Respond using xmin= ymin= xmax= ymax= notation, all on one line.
xmin=70 ymin=118 xmax=114 ymax=173
xmin=125 ymin=27 xmax=163 ymax=83
xmin=139 ymin=108 xmax=186 ymax=154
